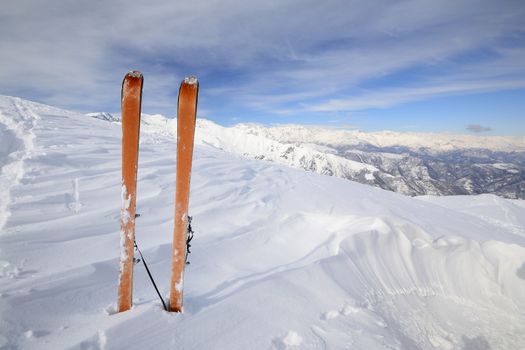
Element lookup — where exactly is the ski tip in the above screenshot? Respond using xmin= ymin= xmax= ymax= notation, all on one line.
xmin=126 ymin=70 xmax=143 ymax=79
xmin=183 ymin=76 xmax=198 ymax=85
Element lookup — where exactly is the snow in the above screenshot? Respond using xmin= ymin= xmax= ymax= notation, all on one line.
xmin=119 ymin=184 xmax=132 ymax=271
xmin=126 ymin=70 xmax=142 ymax=78
xmin=194 ymin=119 xmax=378 ymax=178
xmin=120 ymin=184 xmax=131 ymax=226
xmin=281 ymin=330 xmax=303 ymax=347
xmin=0 ymin=97 xmax=38 ymax=231
xmin=85 ymin=114 xmax=525 ymax=199
xmin=174 ymin=277 xmax=184 ymax=293
xmin=491 ymin=162 xmax=520 ymax=173
xmin=69 ymin=177 xmax=81 ymax=213
xmin=184 ymin=76 xmax=198 ymax=85
xmin=1 ymin=95 xmax=525 ymax=349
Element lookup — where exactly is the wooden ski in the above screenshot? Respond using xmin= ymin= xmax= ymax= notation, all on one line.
xmin=169 ymin=76 xmax=199 ymax=312
xmin=118 ymin=71 xmax=143 ymax=313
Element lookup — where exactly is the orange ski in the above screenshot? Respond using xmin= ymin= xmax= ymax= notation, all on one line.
xmin=169 ymin=76 xmax=199 ymax=312
xmin=118 ymin=71 xmax=143 ymax=313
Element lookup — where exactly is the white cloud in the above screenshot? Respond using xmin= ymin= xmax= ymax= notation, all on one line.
xmin=307 ymin=79 xmax=525 ymax=112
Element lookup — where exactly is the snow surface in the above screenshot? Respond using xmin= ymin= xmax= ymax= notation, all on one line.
xmin=184 ymin=76 xmax=198 ymax=85
xmin=87 ymin=112 xmax=525 ymax=199
xmin=1 ymin=95 xmax=525 ymax=349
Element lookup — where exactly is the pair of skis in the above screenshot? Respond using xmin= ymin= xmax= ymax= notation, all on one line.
xmin=117 ymin=71 xmax=198 ymax=313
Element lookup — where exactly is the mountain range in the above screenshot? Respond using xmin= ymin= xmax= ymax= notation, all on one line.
xmin=90 ymin=112 xmax=525 ymax=199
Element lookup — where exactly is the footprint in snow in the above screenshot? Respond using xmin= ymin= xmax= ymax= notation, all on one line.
xmin=273 ymin=330 xmax=303 ymax=349
xmin=321 ymin=302 xmax=360 ymax=320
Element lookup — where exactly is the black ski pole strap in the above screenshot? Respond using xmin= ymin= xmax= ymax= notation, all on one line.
xmin=134 ymin=240 xmax=168 ymax=311
xmin=185 ymin=216 xmax=194 ymax=265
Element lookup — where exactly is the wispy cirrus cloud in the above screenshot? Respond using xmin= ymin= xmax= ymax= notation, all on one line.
xmin=306 ymin=79 xmax=525 ymax=113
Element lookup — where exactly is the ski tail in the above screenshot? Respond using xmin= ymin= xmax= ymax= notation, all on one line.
xmin=169 ymin=76 xmax=199 ymax=312
xmin=118 ymin=71 xmax=143 ymax=313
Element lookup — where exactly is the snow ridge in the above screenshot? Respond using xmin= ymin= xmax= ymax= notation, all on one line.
xmin=0 ymin=97 xmax=38 ymax=232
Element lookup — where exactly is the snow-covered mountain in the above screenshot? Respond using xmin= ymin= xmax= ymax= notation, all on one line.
xmin=89 ymin=111 xmax=525 ymax=199
xmin=85 ymin=112 xmax=120 ymax=122
xmin=232 ymin=123 xmax=525 ymax=152
xmin=2 ymin=96 xmax=525 ymax=349
xmin=198 ymin=122 xmax=525 ymax=198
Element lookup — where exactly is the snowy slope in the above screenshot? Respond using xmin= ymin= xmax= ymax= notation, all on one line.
xmin=117 ymin=114 xmax=379 ymax=180
xmin=220 ymin=123 xmax=525 ymax=199
xmin=89 ymin=112 xmax=525 ymax=199
xmin=1 ymin=96 xmax=525 ymax=349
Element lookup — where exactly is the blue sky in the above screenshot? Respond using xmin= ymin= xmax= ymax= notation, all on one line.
xmin=1 ymin=0 xmax=525 ymax=135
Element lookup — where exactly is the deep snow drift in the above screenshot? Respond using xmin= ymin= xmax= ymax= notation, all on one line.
xmin=1 ymin=95 xmax=525 ymax=349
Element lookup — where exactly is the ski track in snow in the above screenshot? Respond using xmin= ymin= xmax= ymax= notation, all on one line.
xmin=0 ymin=97 xmax=39 ymax=232
xmin=0 ymin=95 xmax=525 ymax=349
